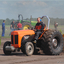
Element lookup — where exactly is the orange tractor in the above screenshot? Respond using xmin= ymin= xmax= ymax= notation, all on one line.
xmin=3 ymin=16 xmax=64 ymax=56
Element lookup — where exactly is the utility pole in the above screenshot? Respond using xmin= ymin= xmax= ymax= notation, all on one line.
xmin=30 ymin=15 xmax=32 ymax=24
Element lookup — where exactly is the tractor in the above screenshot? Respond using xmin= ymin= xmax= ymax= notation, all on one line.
xmin=15 ymin=14 xmax=36 ymax=30
xmin=3 ymin=16 xmax=64 ymax=56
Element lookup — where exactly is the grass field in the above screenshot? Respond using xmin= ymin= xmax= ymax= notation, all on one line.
xmin=0 ymin=24 xmax=64 ymax=37
xmin=0 ymin=25 xmax=11 ymax=37
xmin=49 ymin=25 xmax=64 ymax=34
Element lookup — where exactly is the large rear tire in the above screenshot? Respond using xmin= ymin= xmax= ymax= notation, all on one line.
xmin=42 ymin=30 xmax=63 ymax=55
xmin=25 ymin=42 xmax=34 ymax=56
xmin=3 ymin=41 xmax=11 ymax=55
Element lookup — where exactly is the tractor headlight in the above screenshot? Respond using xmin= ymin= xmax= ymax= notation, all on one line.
xmin=24 ymin=36 xmax=30 ymax=39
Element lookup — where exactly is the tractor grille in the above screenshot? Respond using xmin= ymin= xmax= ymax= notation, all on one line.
xmin=11 ymin=35 xmax=18 ymax=44
xmin=15 ymin=35 xmax=18 ymax=44
xmin=11 ymin=35 xmax=13 ymax=44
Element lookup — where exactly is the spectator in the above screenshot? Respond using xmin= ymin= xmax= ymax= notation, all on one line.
xmin=54 ymin=22 xmax=58 ymax=30
xmin=9 ymin=21 xmax=15 ymax=35
xmin=17 ymin=21 xmax=22 ymax=30
xmin=10 ymin=21 xmax=15 ymax=29
xmin=2 ymin=20 xmax=5 ymax=37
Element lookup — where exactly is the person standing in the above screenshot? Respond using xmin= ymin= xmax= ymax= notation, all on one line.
xmin=54 ymin=22 xmax=58 ymax=30
xmin=9 ymin=21 xmax=15 ymax=35
xmin=17 ymin=21 xmax=22 ymax=30
xmin=2 ymin=20 xmax=5 ymax=37
xmin=10 ymin=21 xmax=15 ymax=30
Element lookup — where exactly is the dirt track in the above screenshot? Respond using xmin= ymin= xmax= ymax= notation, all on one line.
xmin=0 ymin=38 xmax=64 ymax=64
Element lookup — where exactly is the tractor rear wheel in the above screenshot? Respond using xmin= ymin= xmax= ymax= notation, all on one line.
xmin=42 ymin=30 xmax=63 ymax=55
xmin=22 ymin=22 xmax=32 ymax=30
xmin=25 ymin=42 xmax=34 ymax=56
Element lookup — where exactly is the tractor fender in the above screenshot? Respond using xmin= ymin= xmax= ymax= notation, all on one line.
xmin=21 ymin=35 xmax=34 ymax=45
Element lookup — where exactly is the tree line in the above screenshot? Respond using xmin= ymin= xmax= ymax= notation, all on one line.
xmin=0 ymin=18 xmax=64 ymax=25
xmin=0 ymin=18 xmax=17 ymax=25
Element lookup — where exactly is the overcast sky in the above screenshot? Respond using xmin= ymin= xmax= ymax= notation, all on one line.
xmin=0 ymin=0 xmax=64 ymax=19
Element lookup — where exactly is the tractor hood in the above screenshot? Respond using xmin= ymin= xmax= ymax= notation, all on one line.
xmin=11 ymin=30 xmax=35 ymax=36
xmin=11 ymin=30 xmax=35 ymax=48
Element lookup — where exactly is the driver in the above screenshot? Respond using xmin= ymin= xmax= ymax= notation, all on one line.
xmin=34 ymin=17 xmax=45 ymax=43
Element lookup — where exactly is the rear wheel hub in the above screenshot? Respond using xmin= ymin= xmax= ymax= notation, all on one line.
xmin=52 ymin=38 xmax=57 ymax=47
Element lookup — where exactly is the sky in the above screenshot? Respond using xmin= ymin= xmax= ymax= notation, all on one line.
xmin=0 ymin=0 xmax=64 ymax=19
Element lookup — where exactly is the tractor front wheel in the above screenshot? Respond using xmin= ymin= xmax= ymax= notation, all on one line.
xmin=3 ymin=41 xmax=11 ymax=55
xmin=25 ymin=42 xmax=34 ymax=56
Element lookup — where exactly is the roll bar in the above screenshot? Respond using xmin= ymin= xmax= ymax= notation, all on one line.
xmin=41 ymin=16 xmax=50 ymax=29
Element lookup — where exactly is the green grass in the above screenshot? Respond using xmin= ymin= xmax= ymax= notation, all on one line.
xmin=0 ymin=25 xmax=11 ymax=37
xmin=0 ymin=23 xmax=64 ymax=38
xmin=49 ymin=25 xmax=64 ymax=34
xmin=1 ymin=36 xmax=11 ymax=38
